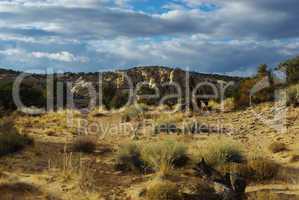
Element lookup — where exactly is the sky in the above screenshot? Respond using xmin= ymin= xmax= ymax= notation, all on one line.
xmin=0 ymin=0 xmax=299 ymax=76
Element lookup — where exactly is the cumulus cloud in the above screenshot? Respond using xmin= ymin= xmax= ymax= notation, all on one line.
xmin=0 ymin=0 xmax=299 ymax=73
xmin=32 ymin=51 xmax=88 ymax=62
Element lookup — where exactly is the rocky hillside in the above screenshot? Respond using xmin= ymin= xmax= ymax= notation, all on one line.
xmin=0 ymin=66 xmax=243 ymax=108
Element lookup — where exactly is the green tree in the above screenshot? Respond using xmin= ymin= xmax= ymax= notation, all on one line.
xmin=257 ymin=64 xmax=269 ymax=77
xmin=278 ymin=56 xmax=299 ymax=84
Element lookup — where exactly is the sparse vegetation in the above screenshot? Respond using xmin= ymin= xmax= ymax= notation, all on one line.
xmin=146 ymin=180 xmax=181 ymax=200
xmin=0 ymin=118 xmax=33 ymax=156
xmin=141 ymin=140 xmax=188 ymax=176
xmin=195 ymin=137 xmax=244 ymax=167
xmin=192 ymin=180 xmax=220 ymax=200
xmin=241 ymin=157 xmax=279 ymax=182
xmin=73 ymin=136 xmax=97 ymax=153
xmin=268 ymin=142 xmax=288 ymax=153
xmin=287 ymin=84 xmax=299 ymax=106
xmin=115 ymin=140 xmax=188 ymax=176
xmin=114 ymin=143 xmax=144 ymax=172
xmin=121 ymin=105 xmax=147 ymax=122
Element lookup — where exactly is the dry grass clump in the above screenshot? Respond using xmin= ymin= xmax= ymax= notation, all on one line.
xmin=192 ymin=180 xmax=220 ymax=200
xmin=121 ymin=105 xmax=148 ymax=122
xmin=155 ymin=113 xmax=184 ymax=125
xmin=114 ymin=143 xmax=144 ymax=172
xmin=240 ymin=157 xmax=279 ymax=182
xmin=248 ymin=191 xmax=284 ymax=200
xmin=208 ymin=98 xmax=235 ymax=112
xmin=141 ymin=140 xmax=188 ymax=176
xmin=268 ymin=142 xmax=288 ymax=153
xmin=114 ymin=140 xmax=188 ymax=176
xmin=146 ymin=179 xmax=181 ymax=200
xmin=72 ymin=136 xmax=97 ymax=153
xmin=153 ymin=113 xmax=184 ymax=134
xmin=194 ymin=137 xmax=244 ymax=167
xmin=0 ymin=118 xmax=33 ymax=157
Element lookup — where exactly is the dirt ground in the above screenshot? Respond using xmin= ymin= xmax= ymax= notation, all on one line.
xmin=1 ymin=103 xmax=299 ymax=200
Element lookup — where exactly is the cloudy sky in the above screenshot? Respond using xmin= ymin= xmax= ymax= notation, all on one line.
xmin=0 ymin=0 xmax=298 ymax=76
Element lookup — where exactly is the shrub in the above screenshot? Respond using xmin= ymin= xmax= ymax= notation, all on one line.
xmin=241 ymin=158 xmax=279 ymax=182
xmin=0 ymin=119 xmax=33 ymax=156
xmin=110 ymin=90 xmax=129 ymax=109
xmin=146 ymin=180 xmax=181 ymax=200
xmin=268 ymin=142 xmax=288 ymax=153
xmin=287 ymin=84 xmax=299 ymax=106
xmin=114 ymin=143 xmax=144 ymax=172
xmin=154 ymin=114 xmax=184 ymax=134
xmin=196 ymin=137 xmax=244 ymax=167
xmin=248 ymin=191 xmax=281 ymax=200
xmin=141 ymin=140 xmax=188 ymax=176
xmin=0 ymin=81 xmax=46 ymax=111
xmin=0 ymin=132 xmax=33 ymax=157
xmin=114 ymin=140 xmax=188 ymax=175
xmin=121 ymin=105 xmax=146 ymax=122
xmin=73 ymin=136 xmax=97 ymax=153
xmin=192 ymin=180 xmax=220 ymax=200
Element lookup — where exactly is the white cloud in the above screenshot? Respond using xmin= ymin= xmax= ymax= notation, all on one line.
xmin=32 ymin=51 xmax=88 ymax=62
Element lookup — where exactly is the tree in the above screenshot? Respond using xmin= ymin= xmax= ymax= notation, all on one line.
xmin=278 ymin=56 xmax=299 ymax=84
xmin=257 ymin=64 xmax=269 ymax=77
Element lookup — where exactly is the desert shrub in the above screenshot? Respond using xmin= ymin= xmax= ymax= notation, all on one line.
xmin=240 ymin=158 xmax=279 ymax=182
xmin=114 ymin=143 xmax=144 ymax=172
xmin=208 ymin=100 xmax=221 ymax=111
xmin=192 ymin=180 xmax=220 ymax=200
xmin=0 ymin=81 xmax=46 ymax=111
xmin=287 ymin=84 xmax=299 ymax=106
xmin=223 ymin=97 xmax=235 ymax=112
xmin=234 ymin=74 xmax=274 ymax=109
xmin=248 ymin=191 xmax=282 ymax=200
xmin=121 ymin=105 xmax=146 ymax=122
xmin=141 ymin=140 xmax=188 ymax=176
xmin=208 ymin=98 xmax=235 ymax=112
xmin=268 ymin=142 xmax=288 ymax=153
xmin=154 ymin=114 xmax=184 ymax=134
xmin=115 ymin=140 xmax=188 ymax=175
xmin=110 ymin=90 xmax=130 ymax=109
xmin=0 ymin=119 xmax=33 ymax=156
xmin=196 ymin=137 xmax=244 ymax=167
xmin=146 ymin=180 xmax=181 ymax=200
xmin=73 ymin=136 xmax=97 ymax=153
xmin=278 ymin=56 xmax=299 ymax=84
xmin=0 ymin=132 xmax=33 ymax=157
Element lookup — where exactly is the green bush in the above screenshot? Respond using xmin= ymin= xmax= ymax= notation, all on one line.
xmin=0 ymin=82 xmax=46 ymax=111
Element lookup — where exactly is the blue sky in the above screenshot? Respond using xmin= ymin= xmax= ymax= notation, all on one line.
xmin=0 ymin=0 xmax=299 ymax=76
